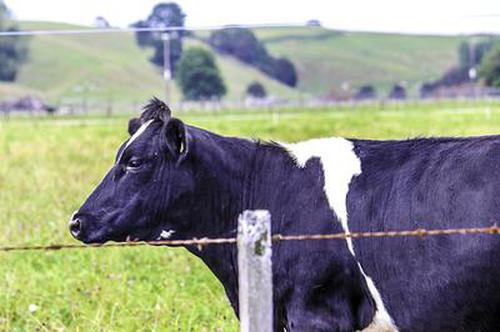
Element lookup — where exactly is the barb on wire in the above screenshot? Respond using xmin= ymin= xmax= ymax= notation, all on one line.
xmin=0 ymin=225 xmax=498 ymax=253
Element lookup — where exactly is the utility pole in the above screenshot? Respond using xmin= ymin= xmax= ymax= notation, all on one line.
xmin=161 ymin=32 xmax=172 ymax=104
xmin=468 ymin=36 xmax=480 ymax=82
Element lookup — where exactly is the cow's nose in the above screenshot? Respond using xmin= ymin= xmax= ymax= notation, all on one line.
xmin=69 ymin=218 xmax=82 ymax=239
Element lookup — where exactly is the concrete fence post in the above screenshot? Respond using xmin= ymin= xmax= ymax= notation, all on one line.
xmin=237 ymin=210 xmax=273 ymax=332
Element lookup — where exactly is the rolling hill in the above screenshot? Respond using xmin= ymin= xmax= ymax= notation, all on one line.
xmin=0 ymin=21 xmax=464 ymax=106
xmin=254 ymin=27 xmax=463 ymax=95
xmin=1 ymin=21 xmax=297 ymax=106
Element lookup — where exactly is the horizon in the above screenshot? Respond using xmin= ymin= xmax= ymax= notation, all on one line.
xmin=9 ymin=20 xmax=500 ymax=38
xmin=6 ymin=0 xmax=500 ymax=36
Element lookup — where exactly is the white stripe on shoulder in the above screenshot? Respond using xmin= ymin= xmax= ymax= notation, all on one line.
xmin=117 ymin=119 xmax=154 ymax=163
xmin=283 ymin=137 xmax=360 ymax=253
xmin=282 ymin=137 xmax=398 ymax=332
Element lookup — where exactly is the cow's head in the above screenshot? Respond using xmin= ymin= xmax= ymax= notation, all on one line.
xmin=69 ymin=98 xmax=194 ymax=244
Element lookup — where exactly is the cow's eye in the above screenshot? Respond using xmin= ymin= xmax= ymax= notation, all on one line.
xmin=126 ymin=158 xmax=143 ymax=170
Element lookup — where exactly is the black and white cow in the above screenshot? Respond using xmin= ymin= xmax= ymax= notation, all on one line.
xmin=69 ymin=98 xmax=500 ymax=331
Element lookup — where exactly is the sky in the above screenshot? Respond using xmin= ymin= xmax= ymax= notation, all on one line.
xmin=6 ymin=0 xmax=500 ymax=35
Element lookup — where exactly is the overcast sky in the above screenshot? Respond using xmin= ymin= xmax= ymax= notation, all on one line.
xmin=7 ymin=0 xmax=500 ymax=35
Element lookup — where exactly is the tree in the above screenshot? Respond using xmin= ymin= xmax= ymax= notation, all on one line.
xmin=420 ymin=38 xmax=499 ymax=95
xmin=246 ymin=81 xmax=267 ymax=98
xmin=459 ymin=39 xmax=495 ymax=70
xmin=94 ymin=16 xmax=110 ymax=28
xmin=0 ymin=2 xmax=28 ymax=81
xmin=272 ymin=58 xmax=298 ymax=87
xmin=458 ymin=42 xmax=471 ymax=70
xmin=479 ymin=46 xmax=500 ymax=87
xmin=474 ymin=40 xmax=494 ymax=65
xmin=306 ymin=19 xmax=322 ymax=27
xmin=388 ymin=84 xmax=406 ymax=99
xmin=209 ymin=28 xmax=271 ymax=67
xmin=132 ymin=2 xmax=186 ymax=74
xmin=420 ymin=82 xmax=437 ymax=98
xmin=133 ymin=20 xmax=155 ymax=47
xmin=354 ymin=85 xmax=376 ymax=100
xmin=176 ymin=48 xmax=226 ymax=100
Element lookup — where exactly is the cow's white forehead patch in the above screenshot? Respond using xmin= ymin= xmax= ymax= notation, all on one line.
xmin=117 ymin=119 xmax=154 ymax=163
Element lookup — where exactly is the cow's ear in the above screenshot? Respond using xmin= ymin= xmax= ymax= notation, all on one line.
xmin=164 ymin=118 xmax=188 ymax=161
xmin=128 ymin=118 xmax=141 ymax=136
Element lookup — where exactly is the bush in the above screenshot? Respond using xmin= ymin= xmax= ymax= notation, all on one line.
xmin=420 ymin=66 xmax=471 ymax=97
xmin=209 ymin=28 xmax=270 ymax=67
xmin=131 ymin=2 xmax=186 ymax=75
xmin=388 ymin=84 xmax=406 ymax=100
xmin=479 ymin=46 xmax=500 ymax=87
xmin=354 ymin=85 xmax=376 ymax=100
xmin=271 ymin=58 xmax=297 ymax=87
xmin=208 ymin=28 xmax=298 ymax=87
xmin=176 ymin=48 xmax=226 ymax=100
xmin=246 ymin=81 xmax=267 ymax=98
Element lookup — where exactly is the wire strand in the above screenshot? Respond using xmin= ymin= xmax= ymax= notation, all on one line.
xmin=0 ymin=23 xmax=307 ymax=37
xmin=0 ymin=225 xmax=498 ymax=252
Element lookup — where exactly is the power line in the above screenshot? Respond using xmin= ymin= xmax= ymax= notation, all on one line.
xmin=0 ymin=22 xmax=307 ymax=37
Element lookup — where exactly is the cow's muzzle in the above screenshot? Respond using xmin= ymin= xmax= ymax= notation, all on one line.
xmin=68 ymin=217 xmax=82 ymax=240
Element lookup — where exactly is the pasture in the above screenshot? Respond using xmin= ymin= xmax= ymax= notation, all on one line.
xmin=1 ymin=102 xmax=500 ymax=331
xmin=1 ymin=21 xmax=463 ymax=104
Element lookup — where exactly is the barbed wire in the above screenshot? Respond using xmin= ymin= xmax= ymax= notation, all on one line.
xmin=0 ymin=225 xmax=498 ymax=253
xmin=0 ymin=22 xmax=306 ymax=37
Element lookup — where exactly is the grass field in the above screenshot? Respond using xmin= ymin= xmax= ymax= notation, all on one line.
xmin=0 ymin=21 xmax=464 ymax=104
xmin=255 ymin=27 xmax=462 ymax=96
xmin=1 ymin=102 xmax=500 ymax=331
xmin=1 ymin=21 xmax=296 ymax=105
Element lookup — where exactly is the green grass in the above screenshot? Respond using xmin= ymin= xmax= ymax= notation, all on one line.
xmin=1 ymin=21 xmax=465 ymax=104
xmin=14 ymin=21 xmax=165 ymax=104
xmin=1 ymin=102 xmax=500 ymax=330
xmin=254 ymin=27 xmax=463 ymax=96
xmin=1 ymin=21 xmax=296 ymax=105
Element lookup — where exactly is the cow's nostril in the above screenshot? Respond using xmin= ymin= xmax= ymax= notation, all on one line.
xmin=69 ymin=218 xmax=82 ymax=239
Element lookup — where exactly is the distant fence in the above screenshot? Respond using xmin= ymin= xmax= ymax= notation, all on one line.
xmin=3 ymin=96 xmax=500 ymax=120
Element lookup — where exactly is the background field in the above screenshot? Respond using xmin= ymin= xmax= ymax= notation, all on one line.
xmin=1 ymin=21 xmax=298 ymax=105
xmin=254 ymin=27 xmax=463 ymax=95
xmin=0 ymin=21 xmax=463 ymax=104
xmin=1 ymin=102 xmax=500 ymax=331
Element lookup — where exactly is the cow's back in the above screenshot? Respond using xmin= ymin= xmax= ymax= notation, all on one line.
xmin=348 ymin=136 xmax=500 ymax=331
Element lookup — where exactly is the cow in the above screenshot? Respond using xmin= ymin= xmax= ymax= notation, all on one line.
xmin=69 ymin=98 xmax=500 ymax=331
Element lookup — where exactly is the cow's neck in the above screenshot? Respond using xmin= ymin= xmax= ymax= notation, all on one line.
xmin=180 ymin=128 xmax=255 ymax=312
xmin=182 ymin=128 xmax=294 ymax=314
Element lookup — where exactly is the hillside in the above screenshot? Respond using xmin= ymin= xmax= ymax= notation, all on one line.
xmin=0 ymin=21 xmax=465 ymax=105
xmin=11 ymin=21 xmax=165 ymax=105
xmin=1 ymin=21 xmax=296 ymax=105
xmin=254 ymin=27 xmax=463 ymax=96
